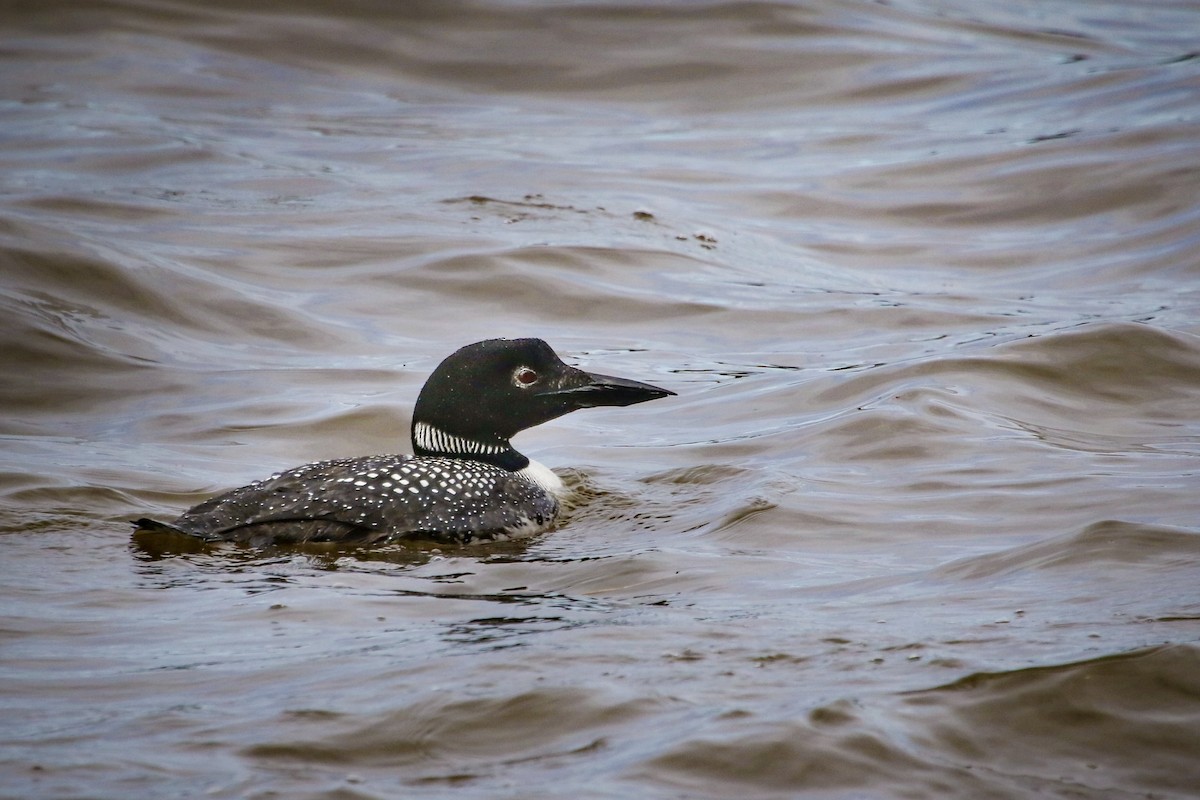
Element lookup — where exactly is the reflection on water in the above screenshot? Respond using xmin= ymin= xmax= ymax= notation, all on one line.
xmin=2 ymin=0 xmax=1199 ymax=797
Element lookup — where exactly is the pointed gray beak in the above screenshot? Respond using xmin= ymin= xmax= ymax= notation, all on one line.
xmin=542 ymin=371 xmax=675 ymax=408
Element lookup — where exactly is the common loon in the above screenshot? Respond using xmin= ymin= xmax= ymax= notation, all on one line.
xmin=133 ymin=338 xmax=673 ymax=545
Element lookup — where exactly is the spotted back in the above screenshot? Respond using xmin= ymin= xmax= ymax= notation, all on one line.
xmin=167 ymin=454 xmax=559 ymax=544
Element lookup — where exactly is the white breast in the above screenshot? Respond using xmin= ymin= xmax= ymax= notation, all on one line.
xmin=516 ymin=458 xmax=565 ymax=498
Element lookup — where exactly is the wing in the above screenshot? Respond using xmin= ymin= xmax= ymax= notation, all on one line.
xmin=153 ymin=454 xmax=558 ymax=545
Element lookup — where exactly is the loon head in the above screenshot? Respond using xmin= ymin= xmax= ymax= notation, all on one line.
xmin=411 ymin=338 xmax=674 ymax=470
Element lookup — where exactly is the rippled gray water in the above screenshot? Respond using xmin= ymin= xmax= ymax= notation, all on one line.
xmin=3 ymin=1 xmax=1199 ymax=798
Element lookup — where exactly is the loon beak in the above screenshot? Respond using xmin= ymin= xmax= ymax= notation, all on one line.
xmin=544 ymin=370 xmax=675 ymax=408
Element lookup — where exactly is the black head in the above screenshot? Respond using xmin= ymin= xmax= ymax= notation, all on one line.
xmin=412 ymin=338 xmax=673 ymax=468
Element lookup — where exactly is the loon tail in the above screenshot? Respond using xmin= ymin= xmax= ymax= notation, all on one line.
xmin=132 ymin=517 xmax=188 ymax=535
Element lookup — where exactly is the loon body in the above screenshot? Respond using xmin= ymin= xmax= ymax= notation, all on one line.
xmin=134 ymin=338 xmax=673 ymax=545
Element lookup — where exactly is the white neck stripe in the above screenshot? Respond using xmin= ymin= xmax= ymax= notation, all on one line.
xmin=413 ymin=422 xmax=506 ymax=456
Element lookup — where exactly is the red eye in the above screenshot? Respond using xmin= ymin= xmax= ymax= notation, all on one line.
xmin=515 ymin=367 xmax=538 ymax=386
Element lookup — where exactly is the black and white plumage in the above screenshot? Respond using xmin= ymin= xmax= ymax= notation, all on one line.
xmin=134 ymin=338 xmax=673 ymax=545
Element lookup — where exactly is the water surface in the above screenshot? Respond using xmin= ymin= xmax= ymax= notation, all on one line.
xmin=2 ymin=1 xmax=1199 ymax=798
